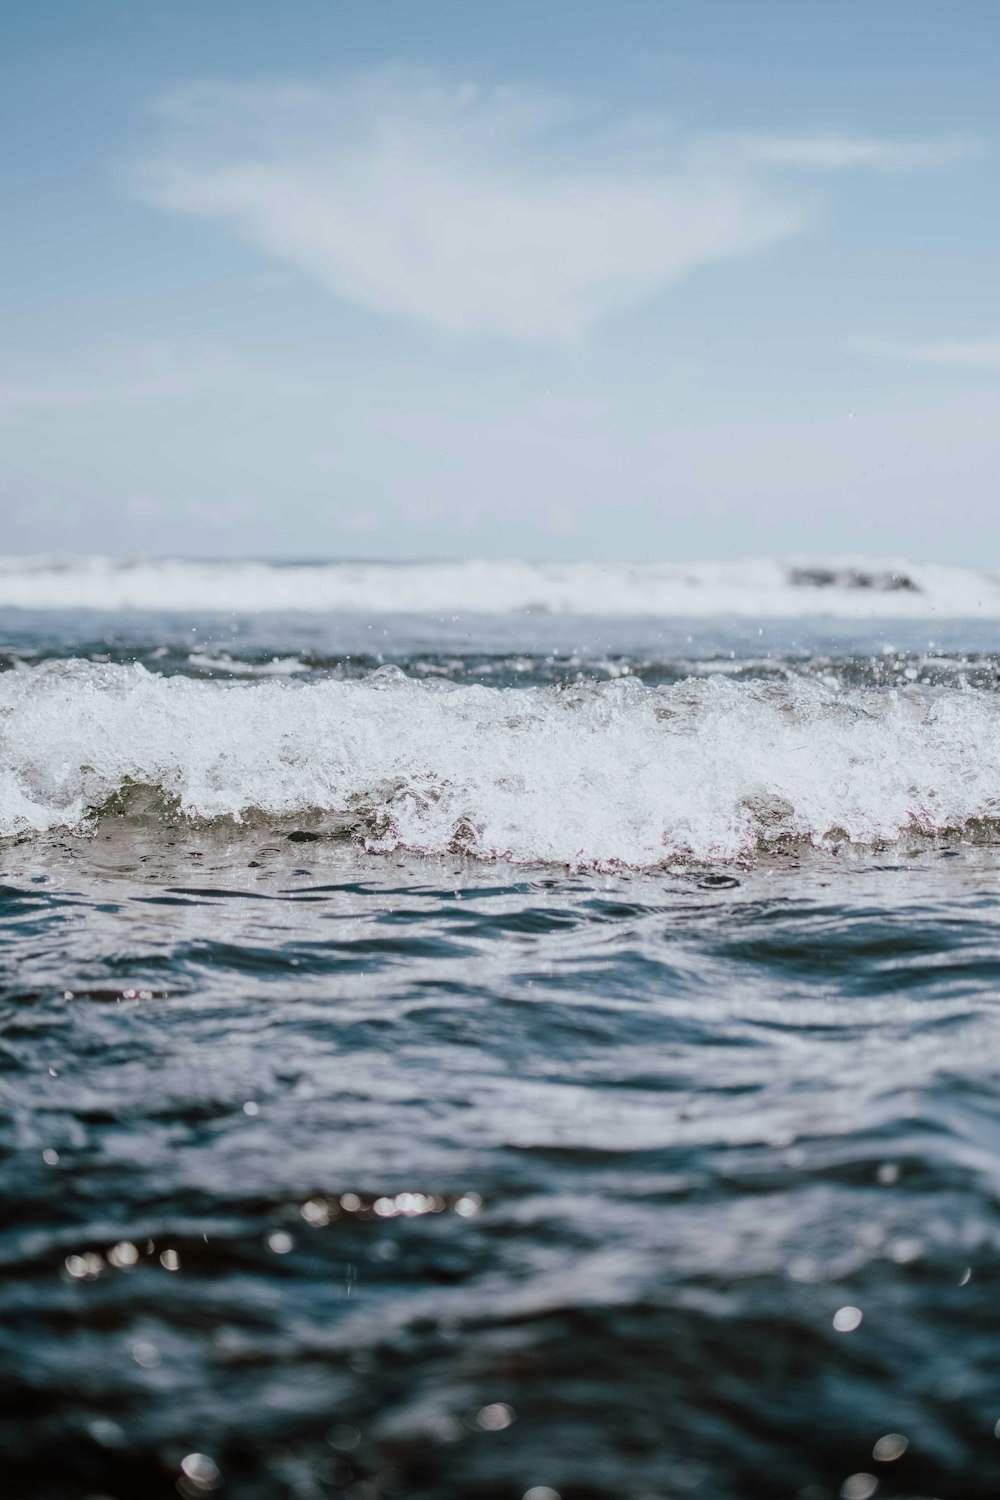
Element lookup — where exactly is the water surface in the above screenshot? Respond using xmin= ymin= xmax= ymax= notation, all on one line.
xmin=3 ymin=607 xmax=1000 ymax=1499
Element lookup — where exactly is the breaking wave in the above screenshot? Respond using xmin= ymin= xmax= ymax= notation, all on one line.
xmin=4 ymin=661 xmax=1000 ymax=866
xmin=1 ymin=554 xmax=997 ymax=617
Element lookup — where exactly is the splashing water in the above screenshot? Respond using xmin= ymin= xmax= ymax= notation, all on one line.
xmin=3 ymin=660 xmax=1000 ymax=864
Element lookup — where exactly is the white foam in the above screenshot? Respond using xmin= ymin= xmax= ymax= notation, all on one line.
xmin=187 ymin=652 xmax=310 ymax=676
xmin=3 ymin=662 xmax=999 ymax=866
xmin=0 ymin=555 xmax=996 ymax=617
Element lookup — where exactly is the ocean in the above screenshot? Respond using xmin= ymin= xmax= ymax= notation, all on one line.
xmin=3 ymin=557 xmax=1000 ymax=1500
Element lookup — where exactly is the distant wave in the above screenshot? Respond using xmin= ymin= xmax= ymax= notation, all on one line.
xmin=0 ymin=555 xmax=996 ymax=616
xmin=4 ymin=661 xmax=1000 ymax=865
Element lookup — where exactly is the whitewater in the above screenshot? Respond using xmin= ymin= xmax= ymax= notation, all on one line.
xmin=2 ymin=553 xmax=999 ymax=616
xmin=4 ymin=660 xmax=1000 ymax=864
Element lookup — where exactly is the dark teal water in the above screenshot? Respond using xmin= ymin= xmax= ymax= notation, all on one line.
xmin=3 ymin=611 xmax=1000 ymax=1500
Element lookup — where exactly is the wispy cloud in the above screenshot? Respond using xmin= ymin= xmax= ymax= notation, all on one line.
xmin=133 ymin=70 xmax=976 ymax=344
xmin=851 ymin=336 xmax=1000 ymax=372
xmin=738 ymin=133 xmax=978 ymax=171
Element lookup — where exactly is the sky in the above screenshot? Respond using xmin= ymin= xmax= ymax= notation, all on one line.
xmin=2 ymin=0 xmax=999 ymax=563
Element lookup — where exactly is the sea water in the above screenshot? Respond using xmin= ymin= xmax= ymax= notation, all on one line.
xmin=3 ymin=560 xmax=1000 ymax=1500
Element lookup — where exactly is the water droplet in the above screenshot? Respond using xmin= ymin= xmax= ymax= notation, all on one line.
xmin=179 ymin=1452 xmax=222 ymax=1493
xmin=872 ymin=1433 xmax=908 ymax=1462
xmin=108 ymin=1240 xmax=139 ymax=1268
xmin=840 ymin=1474 xmax=878 ymax=1500
xmin=476 ymin=1402 xmax=515 ymax=1431
xmin=65 ymin=1252 xmax=102 ymax=1279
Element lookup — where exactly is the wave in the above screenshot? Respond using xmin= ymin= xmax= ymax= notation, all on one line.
xmin=0 ymin=555 xmax=997 ymax=617
xmin=4 ymin=661 xmax=1000 ymax=866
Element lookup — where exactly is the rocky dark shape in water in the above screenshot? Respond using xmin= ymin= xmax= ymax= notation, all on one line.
xmin=788 ymin=565 xmax=921 ymax=592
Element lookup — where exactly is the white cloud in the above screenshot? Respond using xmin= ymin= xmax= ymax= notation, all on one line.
xmin=738 ymin=133 xmax=978 ymax=171
xmin=132 ymin=70 xmax=971 ymax=344
xmin=851 ymin=336 xmax=1000 ymax=372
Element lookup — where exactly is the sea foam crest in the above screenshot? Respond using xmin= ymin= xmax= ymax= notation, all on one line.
xmin=2 ymin=662 xmax=1000 ymax=866
xmin=0 ymin=555 xmax=996 ymax=617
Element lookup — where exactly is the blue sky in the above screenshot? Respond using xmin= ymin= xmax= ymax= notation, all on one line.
xmin=2 ymin=0 xmax=999 ymax=562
